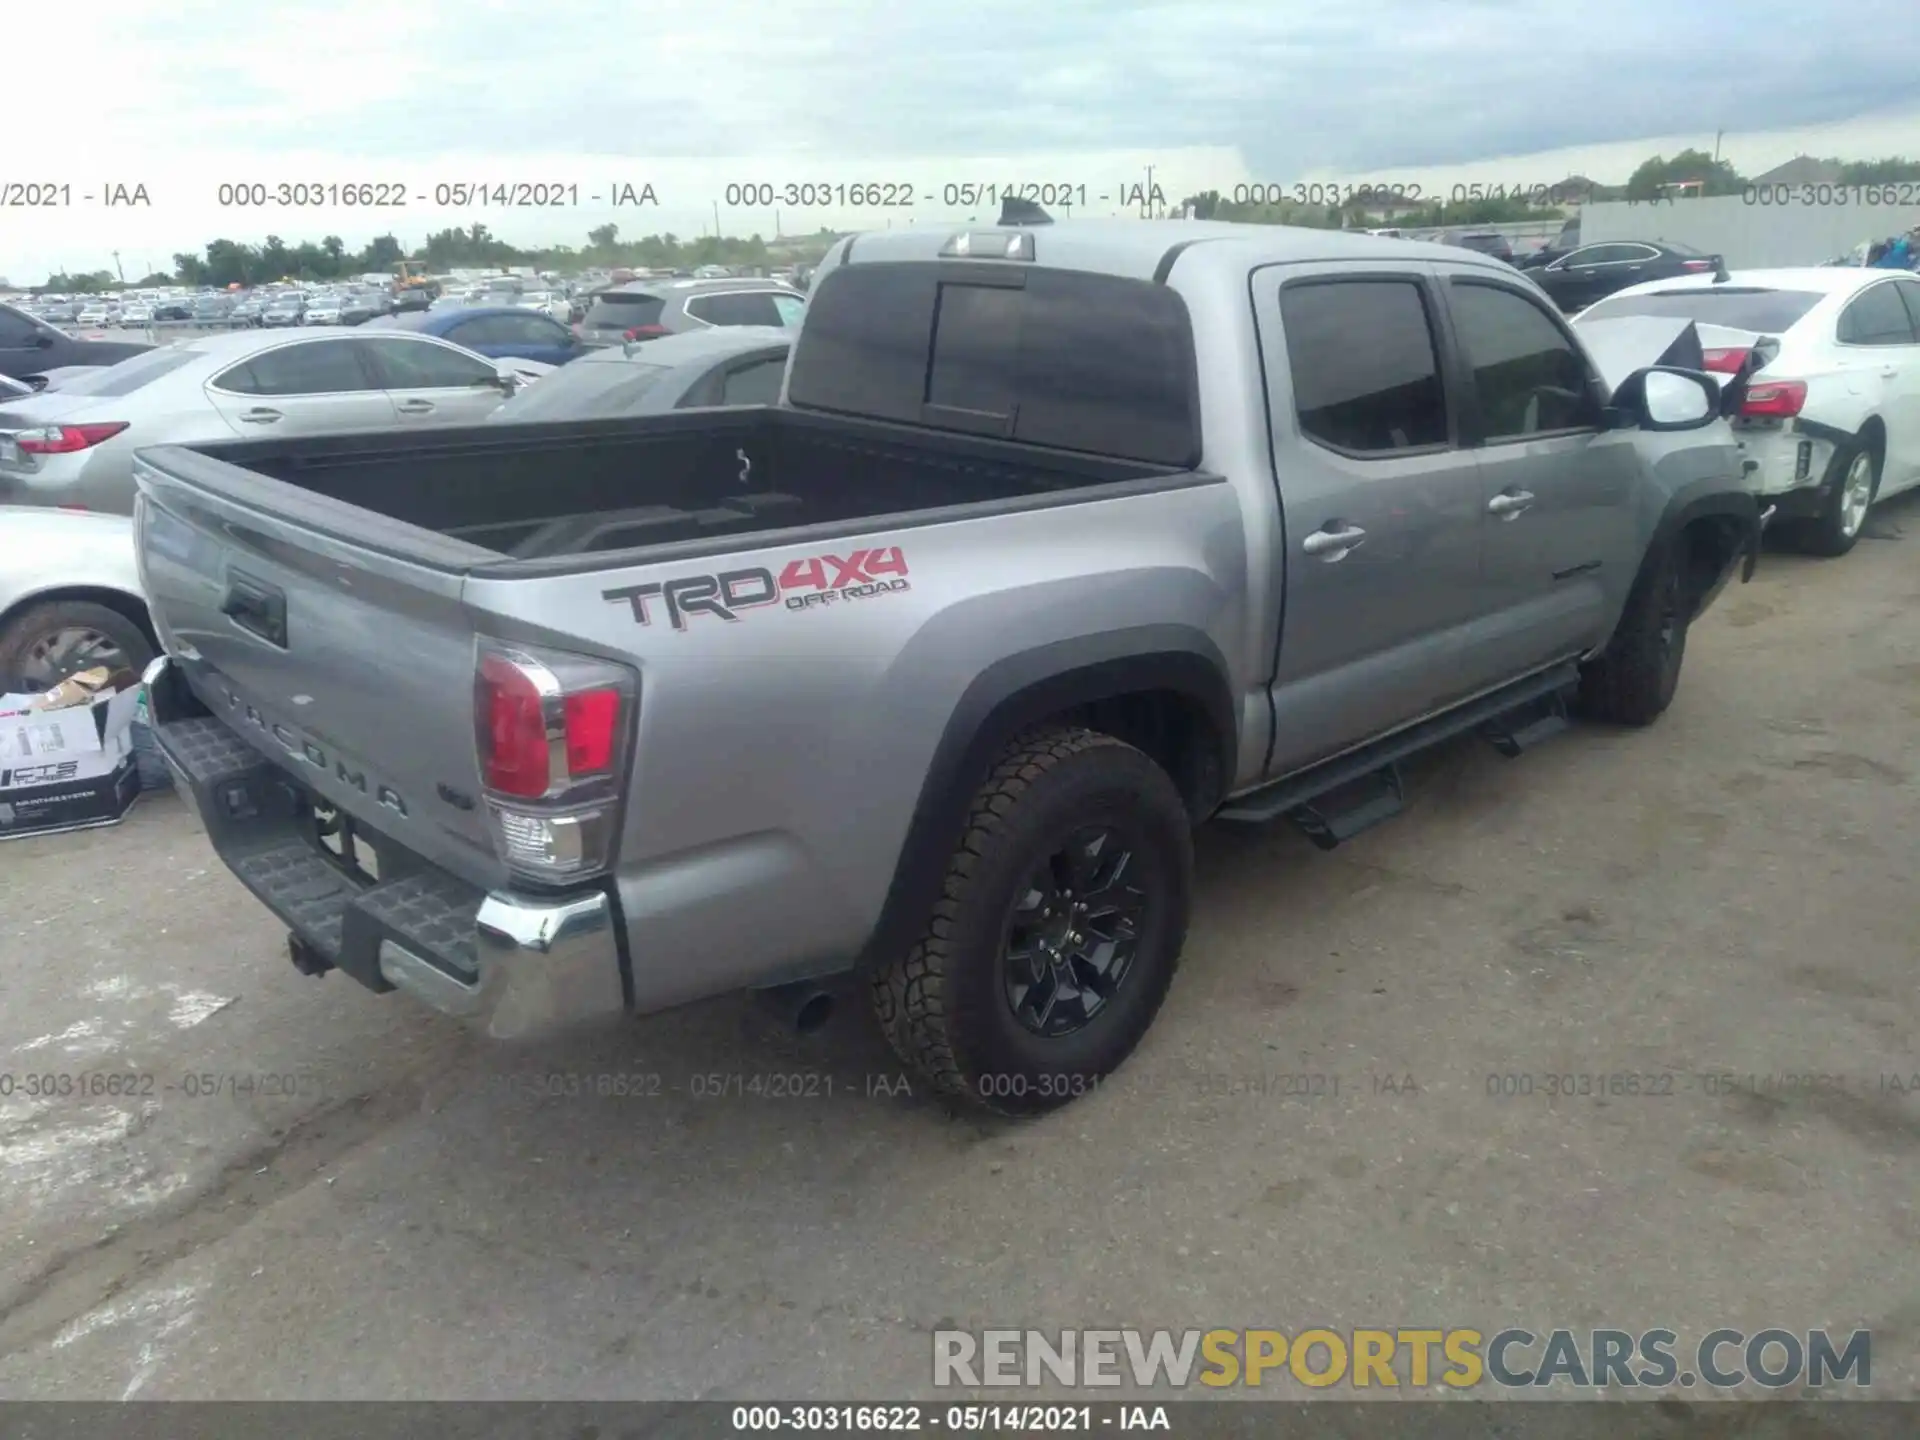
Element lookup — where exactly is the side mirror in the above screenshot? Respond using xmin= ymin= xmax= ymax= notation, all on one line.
xmin=1613 ymin=366 xmax=1718 ymax=431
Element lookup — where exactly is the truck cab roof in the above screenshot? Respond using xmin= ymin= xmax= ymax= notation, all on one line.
xmin=828 ymin=217 xmax=1521 ymax=285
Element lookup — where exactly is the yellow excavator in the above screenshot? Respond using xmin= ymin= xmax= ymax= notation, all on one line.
xmin=391 ymin=260 xmax=440 ymax=299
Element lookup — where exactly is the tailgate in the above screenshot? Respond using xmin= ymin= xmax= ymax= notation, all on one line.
xmin=132 ymin=445 xmax=508 ymax=889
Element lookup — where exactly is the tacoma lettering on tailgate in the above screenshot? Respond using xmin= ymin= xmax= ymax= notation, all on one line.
xmin=603 ymin=547 xmax=911 ymax=631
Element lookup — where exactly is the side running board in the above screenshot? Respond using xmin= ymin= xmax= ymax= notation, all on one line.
xmin=1217 ymin=662 xmax=1581 ymax=844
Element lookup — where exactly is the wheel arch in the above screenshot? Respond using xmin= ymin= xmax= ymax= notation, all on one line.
xmin=854 ymin=627 xmax=1236 ymax=973
xmin=0 ymin=585 xmax=157 ymax=651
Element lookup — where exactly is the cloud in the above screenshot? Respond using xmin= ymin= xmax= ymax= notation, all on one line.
xmin=7 ymin=0 xmax=1920 ymax=281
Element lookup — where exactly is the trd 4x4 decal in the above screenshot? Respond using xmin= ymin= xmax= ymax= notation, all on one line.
xmin=604 ymin=546 xmax=911 ymax=630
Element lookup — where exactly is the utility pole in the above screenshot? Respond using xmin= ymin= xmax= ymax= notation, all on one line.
xmin=111 ymin=250 xmax=124 ymax=283
xmin=712 ymin=200 xmax=721 ymax=238
xmin=1713 ymin=130 xmax=1723 ymax=164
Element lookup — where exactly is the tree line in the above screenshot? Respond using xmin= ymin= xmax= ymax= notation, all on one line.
xmin=30 ymin=153 xmax=1920 ymax=292
xmin=34 ymin=221 xmax=843 ymax=294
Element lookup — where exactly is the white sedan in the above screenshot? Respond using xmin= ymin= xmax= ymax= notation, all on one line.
xmin=0 ymin=327 xmax=528 ymax=514
xmin=1576 ymin=267 xmax=1920 ymax=556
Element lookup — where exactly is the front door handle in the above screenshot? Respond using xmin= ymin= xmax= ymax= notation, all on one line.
xmin=396 ymin=399 xmax=435 ymax=414
xmin=238 ymin=407 xmax=282 ymax=424
xmin=1303 ymin=525 xmax=1366 ymax=560
xmin=1488 ymin=489 xmax=1535 ymax=519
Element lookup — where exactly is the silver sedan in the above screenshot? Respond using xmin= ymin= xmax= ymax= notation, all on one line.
xmin=0 ymin=327 xmax=532 ymax=514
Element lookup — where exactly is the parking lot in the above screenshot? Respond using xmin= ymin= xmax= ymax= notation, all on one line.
xmin=1 ymin=501 xmax=1917 ymax=1402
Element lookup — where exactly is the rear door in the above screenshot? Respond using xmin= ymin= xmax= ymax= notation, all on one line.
xmin=1546 ymin=245 xmax=1642 ymax=311
xmin=204 ymin=337 xmax=399 ymax=435
xmin=359 ymin=334 xmax=509 ymax=425
xmin=1256 ymin=264 xmax=1488 ymax=773
xmin=447 ymin=311 xmax=576 ymax=365
xmin=1439 ymin=271 xmax=1638 ymax=670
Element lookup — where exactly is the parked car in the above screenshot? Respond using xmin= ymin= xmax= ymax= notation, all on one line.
xmin=120 ymin=302 xmax=156 ymax=327
xmin=1577 ymin=266 xmax=1920 ymax=556
xmin=1442 ymin=230 xmax=1516 ymax=263
xmin=488 ymin=326 xmax=792 ymax=421
xmin=153 ymin=300 xmax=193 ymax=322
xmin=1517 ymin=218 xmax=1583 ymax=272
xmin=1530 ymin=242 xmax=1725 ymax=314
xmin=514 ymin=289 xmax=572 ymax=322
xmin=305 ymin=297 xmax=345 ymax=326
xmin=576 ymin=277 xmax=805 ymax=349
xmin=190 ymin=296 xmax=233 ymax=326
xmin=339 ymin=293 xmax=388 ymax=327
xmin=0 ymin=327 xmax=522 ymax=513
xmin=228 ymin=297 xmax=265 ymax=327
xmin=75 ymin=303 xmax=117 ymax=328
xmin=260 ymin=296 xmax=307 ymax=328
xmin=133 ymin=219 xmax=1758 ymax=1116
xmin=0 ymin=507 xmax=150 ymax=692
xmin=367 ymin=305 xmax=584 ymax=366
xmin=0 ymin=301 xmax=152 ymax=379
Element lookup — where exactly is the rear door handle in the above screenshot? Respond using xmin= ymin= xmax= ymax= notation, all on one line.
xmin=396 ymin=399 xmax=435 ymax=414
xmin=239 ymin=407 xmax=282 ymax=424
xmin=1488 ymin=490 xmax=1535 ymax=519
xmin=1302 ymin=525 xmax=1366 ymax=560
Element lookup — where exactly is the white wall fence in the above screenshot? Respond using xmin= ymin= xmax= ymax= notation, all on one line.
xmin=1577 ymin=195 xmax=1920 ymax=268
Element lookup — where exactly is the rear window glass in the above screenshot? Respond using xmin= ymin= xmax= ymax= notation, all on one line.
xmin=492 ymin=358 xmax=675 ymax=421
xmin=47 ymin=347 xmax=198 ymax=397
xmin=585 ymin=292 xmax=665 ymax=329
xmin=1580 ymin=288 xmax=1823 ymax=333
xmin=787 ymin=262 xmax=1198 ymax=467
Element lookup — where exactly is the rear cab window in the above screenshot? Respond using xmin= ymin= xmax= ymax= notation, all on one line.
xmin=1278 ymin=278 xmax=1449 ymax=455
xmin=787 ymin=262 xmax=1199 ymax=467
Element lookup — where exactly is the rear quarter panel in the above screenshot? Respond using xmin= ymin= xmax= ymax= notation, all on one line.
xmin=461 ymin=479 xmax=1255 ymax=1009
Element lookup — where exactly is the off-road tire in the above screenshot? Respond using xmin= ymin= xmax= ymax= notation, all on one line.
xmin=870 ymin=726 xmax=1193 ymax=1117
xmin=1791 ymin=437 xmax=1879 ymax=558
xmin=1576 ymin=542 xmax=1687 ymax=727
xmin=0 ymin=600 xmax=154 ymax=693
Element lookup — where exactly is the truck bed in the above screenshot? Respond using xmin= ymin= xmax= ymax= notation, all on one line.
xmin=140 ymin=407 xmax=1181 ymax=568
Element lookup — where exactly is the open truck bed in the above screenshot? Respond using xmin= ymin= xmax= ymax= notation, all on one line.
xmin=137 ymin=406 xmax=1183 ymax=570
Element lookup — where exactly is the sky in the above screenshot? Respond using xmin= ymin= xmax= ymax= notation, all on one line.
xmin=7 ymin=0 xmax=1920 ymax=284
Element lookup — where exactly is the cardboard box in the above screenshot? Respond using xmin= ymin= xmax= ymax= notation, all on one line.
xmin=0 ymin=683 xmax=144 ymax=839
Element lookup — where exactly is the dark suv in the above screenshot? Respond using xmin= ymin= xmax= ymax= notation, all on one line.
xmin=0 ymin=301 xmax=151 ymax=379
xmin=577 ymin=277 xmax=805 ymax=349
xmin=1443 ymin=230 xmax=1516 ymax=264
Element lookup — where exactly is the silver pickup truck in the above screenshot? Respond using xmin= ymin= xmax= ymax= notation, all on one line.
xmin=133 ymin=219 xmax=1761 ymax=1116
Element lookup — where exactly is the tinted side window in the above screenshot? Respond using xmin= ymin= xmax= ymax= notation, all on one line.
xmin=1896 ymin=282 xmax=1920 ymax=336
xmin=217 ymin=340 xmax=374 ymax=396
xmin=717 ymin=356 xmax=787 ymax=405
xmin=1449 ymin=281 xmax=1600 ymax=439
xmin=687 ymin=291 xmax=783 ymax=327
xmin=0 ymin=306 xmax=40 ymax=345
xmin=787 ymin=263 xmax=1198 ymax=467
xmin=1279 ymin=279 xmax=1448 ymax=455
xmin=1838 ymin=283 xmax=1917 ymax=345
xmin=445 ymin=316 xmax=503 ymax=346
xmin=365 ymin=338 xmax=498 ymax=388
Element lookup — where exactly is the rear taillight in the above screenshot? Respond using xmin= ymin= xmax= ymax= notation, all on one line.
xmin=474 ymin=642 xmax=636 ymax=882
xmin=1681 ymin=259 xmax=1715 ymax=272
xmin=1741 ymin=380 xmax=1806 ymax=418
xmin=622 ymin=324 xmax=669 ymax=341
xmin=1701 ymin=347 xmax=1751 ymax=374
xmin=15 ymin=422 xmax=129 ymax=455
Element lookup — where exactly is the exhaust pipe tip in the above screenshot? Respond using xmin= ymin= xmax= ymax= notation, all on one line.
xmin=753 ymin=980 xmax=837 ymax=1035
